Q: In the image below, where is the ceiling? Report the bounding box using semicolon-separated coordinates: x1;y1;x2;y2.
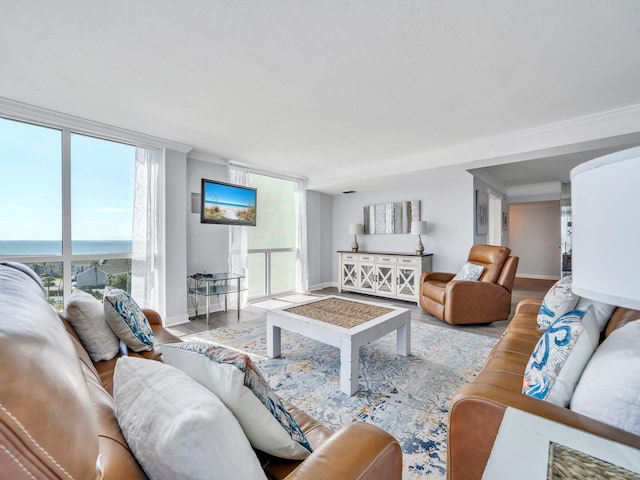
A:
2;1;640;194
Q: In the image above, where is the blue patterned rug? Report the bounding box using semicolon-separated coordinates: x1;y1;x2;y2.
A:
184;319;496;478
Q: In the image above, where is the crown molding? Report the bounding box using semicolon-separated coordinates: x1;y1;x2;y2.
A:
0;97;193;154
187;150;228;165
310;103;640;192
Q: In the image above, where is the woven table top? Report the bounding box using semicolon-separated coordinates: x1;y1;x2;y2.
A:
547;442;640;479
283;297;393;329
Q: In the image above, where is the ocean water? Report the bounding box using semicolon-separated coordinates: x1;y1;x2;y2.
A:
0;240;132;256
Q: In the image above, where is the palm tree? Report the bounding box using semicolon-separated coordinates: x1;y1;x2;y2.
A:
42;276;55;298
89;260;100;287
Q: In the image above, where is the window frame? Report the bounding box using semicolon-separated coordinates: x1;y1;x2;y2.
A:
0;117;136;305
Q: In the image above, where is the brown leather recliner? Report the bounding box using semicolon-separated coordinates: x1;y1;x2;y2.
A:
418;245;519;325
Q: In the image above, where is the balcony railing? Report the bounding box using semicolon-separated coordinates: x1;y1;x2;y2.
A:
248;248;296;300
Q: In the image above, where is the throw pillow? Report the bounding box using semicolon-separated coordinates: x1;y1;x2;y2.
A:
64;289;120;362
104;288;154;352
537;276;580;329
162;342;313;460
575;297;616;332
452;262;485;281
113;356;266;480
522;307;599;407
571;320;640;436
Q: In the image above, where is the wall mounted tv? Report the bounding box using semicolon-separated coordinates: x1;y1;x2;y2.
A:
200;178;257;226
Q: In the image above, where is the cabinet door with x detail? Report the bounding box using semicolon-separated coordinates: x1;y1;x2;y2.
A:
341;259;357;290
396;265;419;301
375;264;396;295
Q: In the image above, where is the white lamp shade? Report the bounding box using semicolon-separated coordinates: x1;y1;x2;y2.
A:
570;146;640;310
411;221;428;235
348;223;364;235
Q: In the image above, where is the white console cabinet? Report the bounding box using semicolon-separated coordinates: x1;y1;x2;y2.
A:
337;251;433;303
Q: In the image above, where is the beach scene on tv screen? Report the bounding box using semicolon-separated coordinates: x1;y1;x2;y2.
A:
203;182;256;223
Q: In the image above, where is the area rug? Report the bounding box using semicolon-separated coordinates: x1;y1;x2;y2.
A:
183;320;497;478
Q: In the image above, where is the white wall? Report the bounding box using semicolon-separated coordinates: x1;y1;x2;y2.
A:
186;159;230;276
330;172;475;282
307;190;334;290
164;149;189;326
509;201;560;279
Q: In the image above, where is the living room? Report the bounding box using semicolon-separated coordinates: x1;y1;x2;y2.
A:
2;2;640;479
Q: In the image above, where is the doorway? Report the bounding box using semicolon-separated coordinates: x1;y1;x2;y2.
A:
488;192;503;246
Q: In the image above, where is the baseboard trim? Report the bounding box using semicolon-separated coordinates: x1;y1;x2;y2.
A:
309;282;337;291
165;313;190;327
516;274;561;281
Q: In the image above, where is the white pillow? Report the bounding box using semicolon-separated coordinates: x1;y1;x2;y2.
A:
104;288;154;352
571;320;640;436
522;307;599;407
575;297;616;332
162;342;312;460
452;262;485;281
113;356;266;480
537;276;580;329
64;289;120;362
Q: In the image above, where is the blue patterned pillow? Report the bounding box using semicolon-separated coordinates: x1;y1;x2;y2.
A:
104;288;154;352
523;307;599;407
537;276;580;329
162;342;312;460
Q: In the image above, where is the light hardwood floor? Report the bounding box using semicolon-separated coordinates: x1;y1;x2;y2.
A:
167;277;554;339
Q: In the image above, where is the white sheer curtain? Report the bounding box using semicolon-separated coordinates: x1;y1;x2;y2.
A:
294;179;309;294
131;145;165;316
229;164;249;308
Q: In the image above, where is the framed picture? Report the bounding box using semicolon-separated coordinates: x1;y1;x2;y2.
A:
475;190;488;235
503;212;508;231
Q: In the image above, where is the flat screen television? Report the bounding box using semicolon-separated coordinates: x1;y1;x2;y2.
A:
200;178;257;226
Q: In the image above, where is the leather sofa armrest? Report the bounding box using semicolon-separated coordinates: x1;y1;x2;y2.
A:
142;308;163;325
284;422;402;480
514;298;543;316
420;271;455;283
445;281;511;324
448;382;640;480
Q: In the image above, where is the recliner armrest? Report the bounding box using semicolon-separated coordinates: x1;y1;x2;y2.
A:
284;422;402;480
421;271;455;283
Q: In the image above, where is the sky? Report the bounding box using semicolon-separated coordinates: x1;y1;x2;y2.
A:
0;117;135;241
204;180;255;206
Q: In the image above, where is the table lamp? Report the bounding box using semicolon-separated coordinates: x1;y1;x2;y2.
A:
348;223;363;252
570;146;640;309
411;220;428;256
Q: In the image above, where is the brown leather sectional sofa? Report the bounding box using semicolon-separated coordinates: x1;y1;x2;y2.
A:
0;263;402;479
447;297;640;480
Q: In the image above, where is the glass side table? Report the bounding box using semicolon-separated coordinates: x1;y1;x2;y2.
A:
187;272;246;325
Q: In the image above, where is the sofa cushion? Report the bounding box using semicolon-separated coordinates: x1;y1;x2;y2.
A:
113;355;266;480
64;289;120;362
575;297;616;332
162;342;312;460
452;262;484;281
523;307;598;407
537;276;579;329
571;320;640;436
104;288;154;352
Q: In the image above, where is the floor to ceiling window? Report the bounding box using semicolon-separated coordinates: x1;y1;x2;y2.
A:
0;116;135;309
247;173;297;299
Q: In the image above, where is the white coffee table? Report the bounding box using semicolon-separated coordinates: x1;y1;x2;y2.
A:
266;296;411;395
